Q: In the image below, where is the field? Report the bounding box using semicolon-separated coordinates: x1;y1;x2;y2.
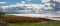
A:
0;15;60;26
8;22;60;26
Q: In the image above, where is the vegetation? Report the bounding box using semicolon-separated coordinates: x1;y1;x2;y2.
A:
0;13;60;26
3;15;55;23
8;21;60;26
2;15;60;26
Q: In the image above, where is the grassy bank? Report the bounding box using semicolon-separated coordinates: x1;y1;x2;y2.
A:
8;21;60;26
7;19;60;26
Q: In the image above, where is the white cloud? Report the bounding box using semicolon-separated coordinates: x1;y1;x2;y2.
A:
55;0;60;2
1;5;17;9
42;0;60;3
21;1;26;4
17;10;31;13
1;6;9;9
57;11;60;14
1;0;60;17
42;0;50;3
1;0;59;14
1;2;53;14
0;2;6;4
1;3;45;10
1;1;54;13
44;3;53;10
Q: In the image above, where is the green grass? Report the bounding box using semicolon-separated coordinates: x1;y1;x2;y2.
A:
8;22;60;26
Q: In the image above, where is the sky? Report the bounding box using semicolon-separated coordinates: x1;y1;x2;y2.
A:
0;0;42;6
0;0;60;17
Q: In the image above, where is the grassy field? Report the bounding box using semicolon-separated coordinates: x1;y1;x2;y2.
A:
8;21;60;26
0;15;60;26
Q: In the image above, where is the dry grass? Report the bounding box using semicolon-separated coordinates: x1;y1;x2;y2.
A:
2;15;56;23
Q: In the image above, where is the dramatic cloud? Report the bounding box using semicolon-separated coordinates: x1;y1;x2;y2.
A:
1;0;60;17
1;4;44;14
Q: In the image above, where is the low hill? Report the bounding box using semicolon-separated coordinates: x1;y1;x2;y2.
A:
2;15;57;23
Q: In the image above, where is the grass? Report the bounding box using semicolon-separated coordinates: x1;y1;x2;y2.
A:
1;15;60;26
8;21;60;26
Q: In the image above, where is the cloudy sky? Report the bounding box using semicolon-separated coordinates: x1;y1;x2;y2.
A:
0;0;60;17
